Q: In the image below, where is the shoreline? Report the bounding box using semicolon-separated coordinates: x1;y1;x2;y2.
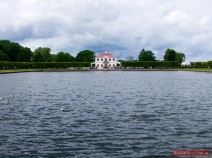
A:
0;68;212;74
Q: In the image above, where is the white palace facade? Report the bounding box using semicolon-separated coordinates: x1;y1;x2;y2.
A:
91;51;121;69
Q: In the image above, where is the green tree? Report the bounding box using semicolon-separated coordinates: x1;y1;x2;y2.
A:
164;49;176;61
33;50;42;62
55;52;74;62
75;50;95;62
50;54;56;62
42;48;51;62
33;47;51;62
0;50;9;61
138;49;156;61
16;47;33;62
0;40;34;62
0;40;22;61
175;52;185;63
9;42;21;61
164;49;185;64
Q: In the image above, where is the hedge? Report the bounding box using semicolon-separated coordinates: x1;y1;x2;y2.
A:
0;62;91;69
1;61;211;69
190;61;212;68
121;61;179;68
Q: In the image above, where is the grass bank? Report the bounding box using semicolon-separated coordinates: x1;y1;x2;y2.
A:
0;69;43;74
0;68;212;74
180;68;212;72
0;69;93;74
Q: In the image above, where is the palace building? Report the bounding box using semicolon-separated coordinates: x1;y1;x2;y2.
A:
91;51;121;69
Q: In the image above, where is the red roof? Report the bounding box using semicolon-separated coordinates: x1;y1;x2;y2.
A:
96;52;116;59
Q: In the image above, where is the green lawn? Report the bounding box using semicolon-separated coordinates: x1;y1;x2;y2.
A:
180;68;212;71
0;69;43;74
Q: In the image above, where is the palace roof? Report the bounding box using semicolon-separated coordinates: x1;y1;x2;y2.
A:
96;52;116;59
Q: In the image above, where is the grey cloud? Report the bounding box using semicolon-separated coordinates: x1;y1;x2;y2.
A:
0;0;212;61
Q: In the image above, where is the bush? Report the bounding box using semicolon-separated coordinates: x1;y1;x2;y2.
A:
32;62;91;69
0;62;91;69
190;62;209;68
121;61;179;68
0;62;32;69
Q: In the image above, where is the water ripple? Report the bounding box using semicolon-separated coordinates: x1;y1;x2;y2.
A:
0;71;212;157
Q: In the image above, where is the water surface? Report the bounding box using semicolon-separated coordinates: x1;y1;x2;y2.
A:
0;71;212;157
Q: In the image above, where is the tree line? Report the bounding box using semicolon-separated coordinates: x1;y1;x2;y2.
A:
1;40;212;69
0;40;32;62
0;40;208;65
138;48;185;63
0;40;95;62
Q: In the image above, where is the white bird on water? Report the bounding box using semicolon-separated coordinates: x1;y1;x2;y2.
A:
0;94;14;105
60;107;65;111
1;99;9;105
10;94;14;99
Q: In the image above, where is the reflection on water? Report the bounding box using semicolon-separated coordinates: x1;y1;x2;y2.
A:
0;71;212;157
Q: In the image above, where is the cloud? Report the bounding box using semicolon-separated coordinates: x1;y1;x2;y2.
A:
0;0;212;61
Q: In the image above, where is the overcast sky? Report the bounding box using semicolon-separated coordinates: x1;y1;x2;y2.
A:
1;0;212;61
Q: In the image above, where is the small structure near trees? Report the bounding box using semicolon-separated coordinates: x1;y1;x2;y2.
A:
181;61;191;67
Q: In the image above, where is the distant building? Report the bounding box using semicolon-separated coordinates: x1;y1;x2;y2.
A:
91;51;121;69
181;61;191;67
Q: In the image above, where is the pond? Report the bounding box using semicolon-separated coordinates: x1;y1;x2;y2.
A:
0;71;212;157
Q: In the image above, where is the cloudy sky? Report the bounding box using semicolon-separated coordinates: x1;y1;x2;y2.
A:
0;0;212;61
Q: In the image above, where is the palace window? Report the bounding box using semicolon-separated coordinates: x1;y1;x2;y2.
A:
113;58;115;61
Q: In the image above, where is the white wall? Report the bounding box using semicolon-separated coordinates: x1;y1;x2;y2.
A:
93;56;120;69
